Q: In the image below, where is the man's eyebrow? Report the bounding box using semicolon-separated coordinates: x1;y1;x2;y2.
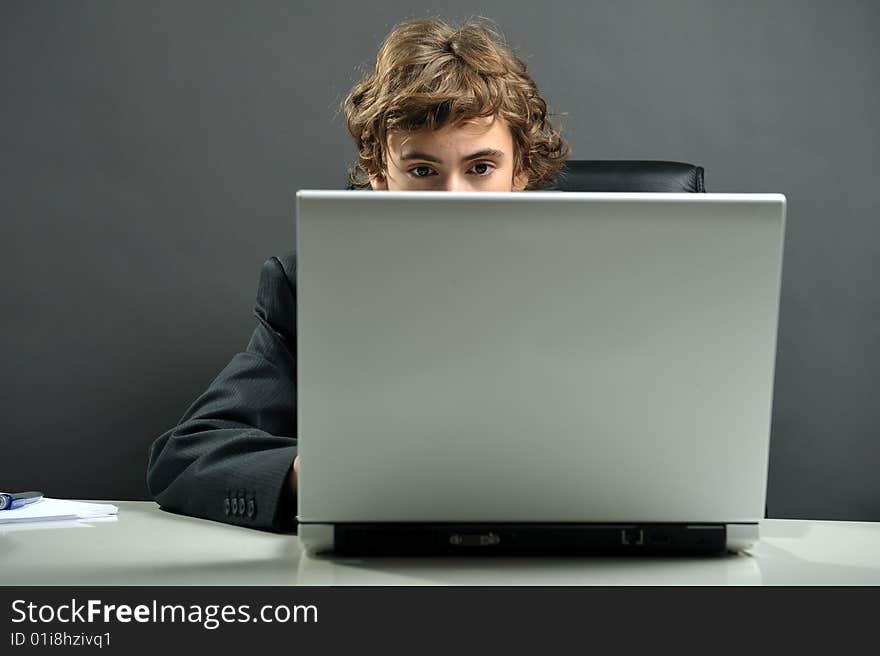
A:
462;148;505;162
398;149;506;164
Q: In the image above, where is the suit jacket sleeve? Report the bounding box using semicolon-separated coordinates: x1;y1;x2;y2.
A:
146;254;299;532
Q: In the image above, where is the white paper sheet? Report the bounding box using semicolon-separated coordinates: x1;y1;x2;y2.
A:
0;498;118;523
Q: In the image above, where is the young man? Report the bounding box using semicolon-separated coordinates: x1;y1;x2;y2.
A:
146;17;569;531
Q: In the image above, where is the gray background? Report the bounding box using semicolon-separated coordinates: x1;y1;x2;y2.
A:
2;0;877;520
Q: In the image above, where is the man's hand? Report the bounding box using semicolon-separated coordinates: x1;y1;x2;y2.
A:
290;455;300;493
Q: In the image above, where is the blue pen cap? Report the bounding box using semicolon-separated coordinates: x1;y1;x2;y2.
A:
0;494;11;511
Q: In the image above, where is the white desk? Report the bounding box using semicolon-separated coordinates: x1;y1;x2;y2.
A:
1;501;878;585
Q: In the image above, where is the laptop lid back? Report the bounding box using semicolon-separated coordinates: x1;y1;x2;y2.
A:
295;191;786;525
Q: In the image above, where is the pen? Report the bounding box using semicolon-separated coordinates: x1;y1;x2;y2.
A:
0;491;44;511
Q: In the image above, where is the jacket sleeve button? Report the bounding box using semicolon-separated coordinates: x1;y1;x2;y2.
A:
224;498;231;516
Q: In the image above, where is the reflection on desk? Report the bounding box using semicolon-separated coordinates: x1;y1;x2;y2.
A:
1;501;878;586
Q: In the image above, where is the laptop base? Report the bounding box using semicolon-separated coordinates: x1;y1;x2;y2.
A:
299;522;759;556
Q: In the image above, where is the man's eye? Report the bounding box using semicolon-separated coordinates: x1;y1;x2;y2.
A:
469;162;495;176
409;166;435;177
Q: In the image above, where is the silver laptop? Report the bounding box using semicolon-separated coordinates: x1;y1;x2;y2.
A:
295;190;786;555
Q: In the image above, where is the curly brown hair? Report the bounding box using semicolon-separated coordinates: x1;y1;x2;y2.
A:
341;17;569;189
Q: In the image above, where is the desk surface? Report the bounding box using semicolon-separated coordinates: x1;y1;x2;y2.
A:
2;502;879;585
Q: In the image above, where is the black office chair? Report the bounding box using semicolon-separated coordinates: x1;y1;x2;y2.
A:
551;160;705;192
346;160;706;192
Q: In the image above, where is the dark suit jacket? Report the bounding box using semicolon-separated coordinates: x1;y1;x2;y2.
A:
147;253;299;532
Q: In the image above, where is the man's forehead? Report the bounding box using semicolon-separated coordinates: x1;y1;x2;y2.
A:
388;116;511;152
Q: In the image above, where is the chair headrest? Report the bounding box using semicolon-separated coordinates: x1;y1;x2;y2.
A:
550;160;705;193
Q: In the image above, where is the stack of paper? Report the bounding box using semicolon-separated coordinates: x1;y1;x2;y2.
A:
0;498;118;524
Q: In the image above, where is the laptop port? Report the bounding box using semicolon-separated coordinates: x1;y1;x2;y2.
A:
449;532;501;547
621;528;644;546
